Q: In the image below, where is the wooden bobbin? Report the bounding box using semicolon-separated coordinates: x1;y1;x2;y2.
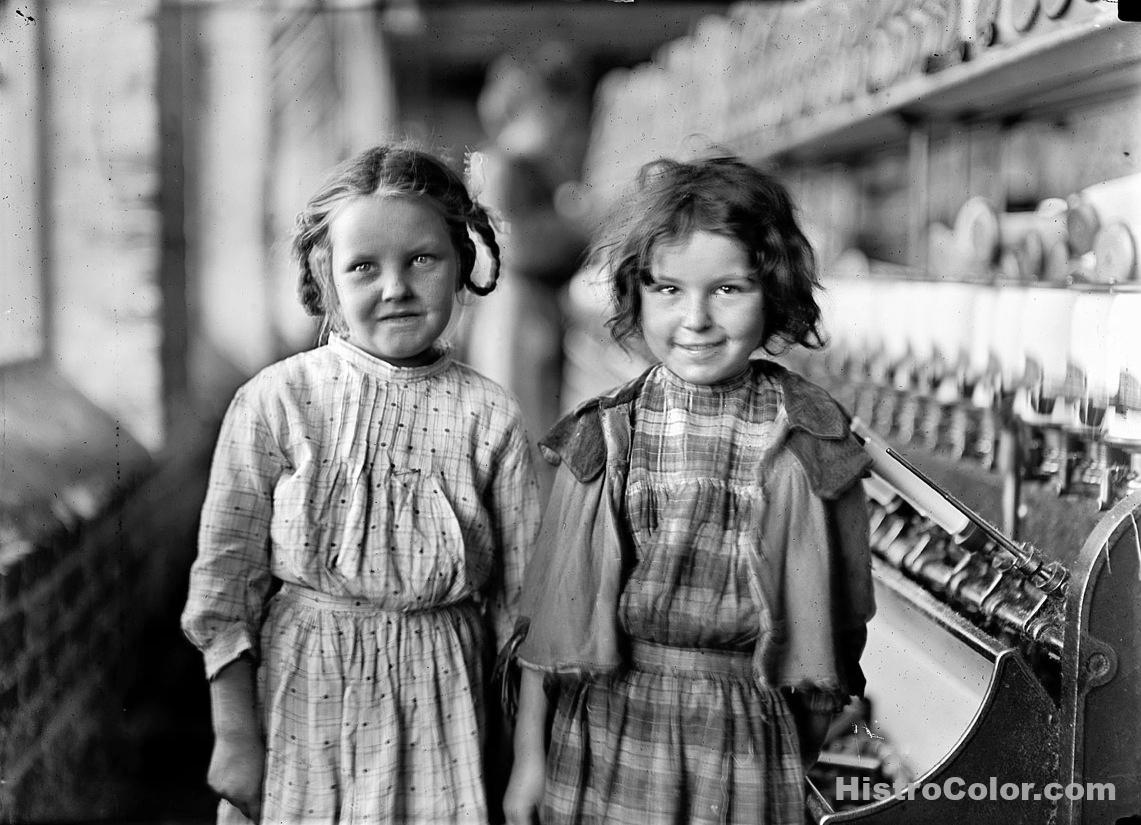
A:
954;197;1002;268
1067;200;1101;256
1093;222;1138;284
964;0;1001;53
1008;0;1041;33
1067;173;1141;257
1041;239;1071;283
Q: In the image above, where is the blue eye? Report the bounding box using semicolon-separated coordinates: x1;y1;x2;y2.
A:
350;261;375;273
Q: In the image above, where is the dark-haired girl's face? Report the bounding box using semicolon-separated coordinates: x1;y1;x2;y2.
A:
329;194;458;366
641;230;765;385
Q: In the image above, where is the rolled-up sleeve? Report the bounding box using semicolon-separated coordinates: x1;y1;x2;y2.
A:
181;386;285;679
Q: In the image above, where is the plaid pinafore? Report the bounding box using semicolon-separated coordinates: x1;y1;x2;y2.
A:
541;364;805;825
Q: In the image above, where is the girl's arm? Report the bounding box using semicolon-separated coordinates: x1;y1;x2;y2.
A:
485;420;543;652
503;667;549;825
181;386;284;816
829;483;875;690
790;478;874;770
182;387;282;673
208;656;264;822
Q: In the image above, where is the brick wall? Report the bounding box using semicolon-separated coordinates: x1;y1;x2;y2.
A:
0;367;217;822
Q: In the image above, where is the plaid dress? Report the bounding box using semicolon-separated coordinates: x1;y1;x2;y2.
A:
541;364;805;825
181;336;540;825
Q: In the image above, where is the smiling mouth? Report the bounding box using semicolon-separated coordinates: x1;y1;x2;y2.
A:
675;341;724;352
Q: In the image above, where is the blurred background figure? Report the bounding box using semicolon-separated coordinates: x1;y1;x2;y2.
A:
460;42;593;448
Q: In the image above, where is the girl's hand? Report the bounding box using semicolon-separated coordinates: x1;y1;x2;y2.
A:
783;689;836;771
503;756;545;825
207;657;263;821
504;667;550;824
797;712;832;770
792;707;834;771
208;730;265;822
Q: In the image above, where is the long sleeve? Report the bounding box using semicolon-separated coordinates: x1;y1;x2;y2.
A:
787;481;874;715
753;427;875;702
181;386;286;679
826;479;875;698
484;421;542;653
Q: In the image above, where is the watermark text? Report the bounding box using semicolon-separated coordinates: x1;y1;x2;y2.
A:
836;776;1116;804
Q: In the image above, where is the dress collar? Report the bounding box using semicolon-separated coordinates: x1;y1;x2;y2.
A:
653;362;752;396
328;335;452;382
542;358;855;483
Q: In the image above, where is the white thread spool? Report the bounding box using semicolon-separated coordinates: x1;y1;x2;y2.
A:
967;284;999;396
1016;288;1078;425
1067;291;1117;428
930;280;976;374
879;280;915;389
901;280;940;386
1041;237;1072;283
990;285;1030;393
821;276;877;373
1104;293;1141;445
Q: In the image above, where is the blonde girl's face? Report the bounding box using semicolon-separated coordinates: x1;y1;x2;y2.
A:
329;194;459;366
640;230;766;385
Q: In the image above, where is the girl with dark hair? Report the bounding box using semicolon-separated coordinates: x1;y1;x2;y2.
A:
503;155;874;825
182;144;541;824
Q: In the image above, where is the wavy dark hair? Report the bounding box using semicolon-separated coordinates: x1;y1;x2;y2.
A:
292;144;501;341
599;156;825;354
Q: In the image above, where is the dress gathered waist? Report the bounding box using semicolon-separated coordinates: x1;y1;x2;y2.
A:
629;638;754;679
278;582;475;615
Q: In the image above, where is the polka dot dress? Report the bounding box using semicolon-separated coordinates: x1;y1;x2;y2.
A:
182;336;541;824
